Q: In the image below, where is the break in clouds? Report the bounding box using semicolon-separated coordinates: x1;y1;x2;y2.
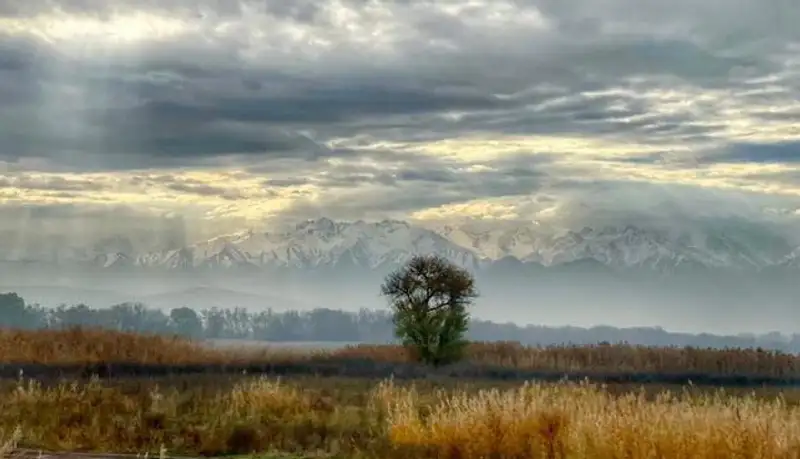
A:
0;0;798;234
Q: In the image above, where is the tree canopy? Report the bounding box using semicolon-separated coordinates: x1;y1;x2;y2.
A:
380;254;478;366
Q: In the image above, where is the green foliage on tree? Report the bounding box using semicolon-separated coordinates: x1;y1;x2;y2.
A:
169;307;204;338
380;254;478;367
0;292;41;329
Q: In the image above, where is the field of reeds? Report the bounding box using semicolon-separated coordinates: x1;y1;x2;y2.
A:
1;328;799;382
1;328;800;458
1;375;800;458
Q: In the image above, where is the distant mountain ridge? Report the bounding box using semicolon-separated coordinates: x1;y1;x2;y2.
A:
2;217;799;275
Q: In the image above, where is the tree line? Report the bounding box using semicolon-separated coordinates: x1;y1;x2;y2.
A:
0;290;392;341
0;290;797;352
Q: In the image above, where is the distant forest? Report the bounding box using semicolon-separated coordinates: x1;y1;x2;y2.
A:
1;292;798;353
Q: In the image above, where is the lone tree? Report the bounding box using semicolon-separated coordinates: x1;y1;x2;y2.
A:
380;254;478;366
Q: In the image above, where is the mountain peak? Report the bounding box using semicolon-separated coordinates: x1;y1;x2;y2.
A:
2;218;798;274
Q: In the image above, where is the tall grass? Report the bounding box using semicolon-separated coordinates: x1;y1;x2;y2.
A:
2;376;383;456
0;328;317;364
3;329;800;457
2;375;799;458
376;379;800;459
1;328;798;378
343;341;800;376
0;427;20;458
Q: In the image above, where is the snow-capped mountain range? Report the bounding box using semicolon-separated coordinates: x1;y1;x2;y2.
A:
103;218;482;271
3;217;800;274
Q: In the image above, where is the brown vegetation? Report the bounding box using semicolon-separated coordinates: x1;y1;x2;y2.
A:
0;376;799;458
1;376;383;456
1;329;800;457
340;341;800;377
379;379;800;459
0;328;306;365
0;328;798;379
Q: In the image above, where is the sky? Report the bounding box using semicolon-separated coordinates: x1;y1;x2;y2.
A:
1;0;799;242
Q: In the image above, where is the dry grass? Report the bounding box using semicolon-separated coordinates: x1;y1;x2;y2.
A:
1;328;798;380
1;376;383;456
0;328;316;365
1;376;800;458
0;427;21;457
5;329;800;458
377;379;800;459
341;341;800;377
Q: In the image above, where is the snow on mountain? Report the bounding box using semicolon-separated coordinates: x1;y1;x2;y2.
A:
429;221;793;271
93;252;133;269
134;218;482;270
533;226;741;270
434;221;548;261
2;217;798;273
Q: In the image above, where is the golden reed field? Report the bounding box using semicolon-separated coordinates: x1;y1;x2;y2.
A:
1;327;799;377
0;328;798;458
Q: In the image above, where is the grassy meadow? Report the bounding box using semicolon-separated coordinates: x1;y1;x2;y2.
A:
0;328;799;458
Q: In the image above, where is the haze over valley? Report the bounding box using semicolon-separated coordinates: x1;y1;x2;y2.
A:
3;216;800;336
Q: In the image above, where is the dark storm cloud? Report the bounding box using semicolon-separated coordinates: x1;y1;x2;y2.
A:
707;142;800;164
186;83;512;123
612;152;669;164
743;169;800;186
395;169;460;183
0;0;321;19
0;0;796;183
0;30;521;169
266;152;557;219
323;87;718;149
262;177;311;187
1;96;342;169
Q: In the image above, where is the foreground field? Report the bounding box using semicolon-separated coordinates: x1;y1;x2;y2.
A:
0;375;799;458
2;328;800;458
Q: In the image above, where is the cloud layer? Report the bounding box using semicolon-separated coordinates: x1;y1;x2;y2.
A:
0;0;799;238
